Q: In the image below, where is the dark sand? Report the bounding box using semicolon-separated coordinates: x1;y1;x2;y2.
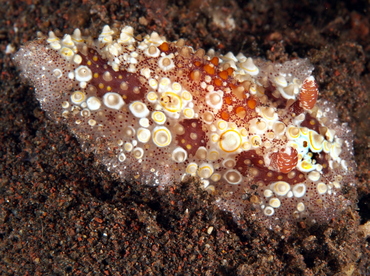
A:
1;0;369;275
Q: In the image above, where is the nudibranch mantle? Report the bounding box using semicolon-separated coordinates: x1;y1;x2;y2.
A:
14;25;356;228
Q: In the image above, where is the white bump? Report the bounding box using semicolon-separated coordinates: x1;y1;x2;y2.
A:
263;206;274;216
129;101;150;118
148;79;158;90
61;34;74;47
219;130;242;152
263;189;273;198
151;111;166;125
103;71;113;82
207;150;219;161
75;65;92;82
211;173;221;182
73;54;82;65
272;181;290;196
72;28;83;43
152;126;172;147
118;26;135;44
260;107;278;121
71;91;86;105
274;75;287;87
240;57;259;76
61;101;70;109
140;68;151;79
103;92;125;110
118;153;126;162
158;77;171;91
249;83;257;95
330;143;342;160
223;169;242;185
139;118;150;128
171;147;187;163
144;45;160;57
183;108;195;119
80;109;91;117
147;91;158;103
222;158;236;169
317;182;328;194
88;119;96;126
53;69;63;78
309;131;324;152
206;91;223;109
99;25;114;43
186;163;198;176
297;160;315;172
160;92;182;113
158;54;175;71
181;91;192;102
172;82;182;92
249;118;268;134
216;120;228;131
47;31;60;44
286;126;300;139
86;96;102;110
124;142;133;152
297;202;305;212
60;47;74;59
137;128;151;143
123;126;135;137
308;171;321;182
198;163;214;179
132;147;144;159
292;183;306;198
250;135;262;148
269;197;281;208
195;147;207;160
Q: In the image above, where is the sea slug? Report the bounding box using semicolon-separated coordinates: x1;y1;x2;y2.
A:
14;25;356;229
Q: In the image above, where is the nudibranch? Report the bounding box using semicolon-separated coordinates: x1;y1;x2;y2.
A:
14;25;356;228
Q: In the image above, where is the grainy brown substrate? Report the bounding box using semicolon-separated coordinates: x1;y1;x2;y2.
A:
1;0;369;275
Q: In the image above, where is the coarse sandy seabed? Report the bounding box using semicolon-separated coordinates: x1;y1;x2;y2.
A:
1;0;370;275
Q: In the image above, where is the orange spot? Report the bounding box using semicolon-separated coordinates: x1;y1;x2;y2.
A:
227;67;234;75
221;111;230;120
210;57;219;66
219;70;229;80
190;70;201;81
194;61;202;67
235;106;246;118
204;64;215;75
247;99;257;109
224;96;232;105
214;78;222;86
158;42;169;52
